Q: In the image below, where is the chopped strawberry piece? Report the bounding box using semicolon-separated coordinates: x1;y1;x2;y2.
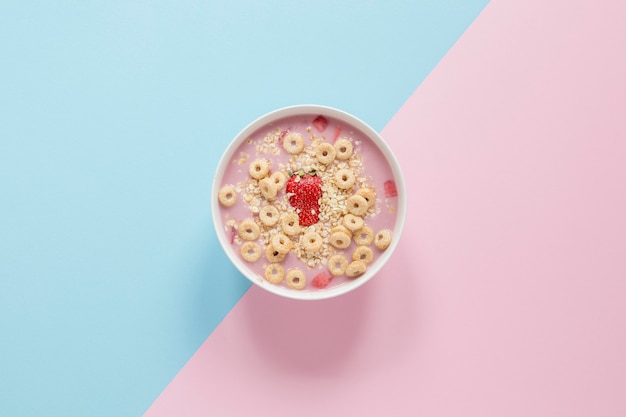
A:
279;129;288;142
312;115;328;132
332;126;342;142
229;225;236;244
384;180;398;198
312;271;333;289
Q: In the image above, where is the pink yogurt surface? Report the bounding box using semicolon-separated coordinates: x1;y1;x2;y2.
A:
217;113;399;293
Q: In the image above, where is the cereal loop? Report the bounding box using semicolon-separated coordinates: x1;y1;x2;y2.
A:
282;132;305;154
331;225;352;237
218;185;237;207
259;178;278;200
249;158;270;179
334;138;353;160
329;231;351;249
264;264;285;284
270;171;287;189
346;260;367;278
271;233;292;254
315;142;337;165
374;229;393;250
265;244;286;263
259;205;279;226
353;226;374;246
334;168;356;190
343;214;364;231
238;219;260;241
352;245;374;264
281;213;301;236
301;231;323;252
240;242;262;262
356;187;376;208
328;254;349;276
346;194;368;216
286;268;306;290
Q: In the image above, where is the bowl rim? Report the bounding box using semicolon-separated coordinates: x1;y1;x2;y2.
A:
211;104;407;300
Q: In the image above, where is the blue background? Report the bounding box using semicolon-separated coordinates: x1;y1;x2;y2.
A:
0;1;488;415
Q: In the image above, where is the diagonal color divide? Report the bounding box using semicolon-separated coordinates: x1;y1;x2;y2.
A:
0;2;489;416
145;0;626;415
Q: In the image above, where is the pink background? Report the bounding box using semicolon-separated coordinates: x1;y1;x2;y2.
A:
146;0;626;415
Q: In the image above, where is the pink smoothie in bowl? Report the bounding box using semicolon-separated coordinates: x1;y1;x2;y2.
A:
211;105;406;300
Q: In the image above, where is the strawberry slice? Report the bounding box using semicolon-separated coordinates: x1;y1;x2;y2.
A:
298;208;319;227
312;115;328;132
312;271;333;289
286;170;323;226
384;180;398;198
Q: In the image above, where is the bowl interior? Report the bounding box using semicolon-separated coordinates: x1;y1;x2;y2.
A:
212;105;406;300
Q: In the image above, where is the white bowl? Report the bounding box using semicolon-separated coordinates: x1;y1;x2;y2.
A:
212;105;406;300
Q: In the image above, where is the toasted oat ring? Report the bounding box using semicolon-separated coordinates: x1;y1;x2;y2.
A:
265;244;286;263
264;263;285;284
346;194;369;216
329;231;351;249
281;213;301;236
334;168;356;190
301;231;323;252
240;241;262;262
343;214;364;231
346;260;367;278
271;233;292;254
282;132;305;154
218;185;237;207
374;229;392;250
352;245;374;264
249;158;270;179
353;226;374;246
259;178;278;200
328;254;349;276
259;205;279;226
331;225;352;237
238;219;260;241
270;171;287;190
315;142;336;165
334;138;353;160
356;187;376;208
285;268;306;290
